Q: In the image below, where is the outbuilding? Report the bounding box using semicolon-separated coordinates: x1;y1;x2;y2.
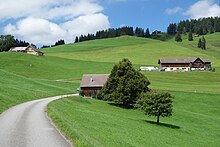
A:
9;45;44;56
80;74;109;97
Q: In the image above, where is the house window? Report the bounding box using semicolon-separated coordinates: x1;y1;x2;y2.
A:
170;68;173;70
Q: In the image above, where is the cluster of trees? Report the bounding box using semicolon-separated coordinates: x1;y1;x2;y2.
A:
75;26;151;43
174;28;207;50
41;39;65;48
54;40;65;46
167;17;220;35
99;58;174;124
0;35;29;52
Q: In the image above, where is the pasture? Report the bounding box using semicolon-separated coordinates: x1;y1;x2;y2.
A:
0;33;220;146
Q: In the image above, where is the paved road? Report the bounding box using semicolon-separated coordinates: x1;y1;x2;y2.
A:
0;94;78;147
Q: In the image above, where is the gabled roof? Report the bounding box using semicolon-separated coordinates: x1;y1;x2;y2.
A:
158;58;211;64
80;74;109;88
9;47;27;51
9;45;43;53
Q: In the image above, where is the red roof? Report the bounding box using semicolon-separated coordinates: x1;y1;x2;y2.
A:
80;74;109;88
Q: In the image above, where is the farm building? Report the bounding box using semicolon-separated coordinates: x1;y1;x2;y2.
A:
9;45;44;56
80;74;109;97
140;66;158;71
158;58;211;71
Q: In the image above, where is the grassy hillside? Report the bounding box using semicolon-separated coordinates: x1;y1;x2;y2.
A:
48;92;220;147
43;36;218;67
0;69;74;113
1;33;220;146
45;34;220;146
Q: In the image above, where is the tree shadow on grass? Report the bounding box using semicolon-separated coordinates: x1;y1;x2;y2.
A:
108;103;134;109
144;120;180;129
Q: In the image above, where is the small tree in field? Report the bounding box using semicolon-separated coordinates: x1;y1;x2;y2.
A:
188;30;193;41
198;38;202;48
102;58;150;106
201;36;206;50
135;90;174;125
175;32;182;42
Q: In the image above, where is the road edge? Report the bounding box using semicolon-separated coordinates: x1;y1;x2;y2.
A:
46;94;79;147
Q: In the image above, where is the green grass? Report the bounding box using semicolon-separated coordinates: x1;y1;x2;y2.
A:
48;92;220;146
0;69;75;113
1;33;220;146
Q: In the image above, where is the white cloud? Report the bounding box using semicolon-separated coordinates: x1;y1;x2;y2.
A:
184;0;220;19
165;7;183;15
1;0;111;45
62;13;110;36
4;14;110;45
0;0;103;20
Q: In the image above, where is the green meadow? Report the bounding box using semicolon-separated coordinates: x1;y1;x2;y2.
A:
0;33;220;146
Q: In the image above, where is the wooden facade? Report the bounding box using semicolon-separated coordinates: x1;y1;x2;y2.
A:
80;74;109;97
9;45;44;56
158;58;211;71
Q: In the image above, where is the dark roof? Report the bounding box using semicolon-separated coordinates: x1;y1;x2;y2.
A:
158;58;211;64
80;74;109;88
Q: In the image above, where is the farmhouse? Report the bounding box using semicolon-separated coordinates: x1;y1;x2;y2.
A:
158;58;211;71
9;45;44;56
80;74;109;97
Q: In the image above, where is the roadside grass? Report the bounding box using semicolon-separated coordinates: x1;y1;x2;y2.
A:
0;69;74;113
48;91;220;147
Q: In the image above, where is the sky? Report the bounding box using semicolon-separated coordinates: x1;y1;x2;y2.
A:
0;0;220;45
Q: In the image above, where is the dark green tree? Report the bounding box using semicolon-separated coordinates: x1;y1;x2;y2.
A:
145;28;151;38
167;23;177;35
201;36;206;49
175;32;182;42
198;38;202;48
102;58;150;106
74;36;79;43
188;30;193;41
135;90;174;125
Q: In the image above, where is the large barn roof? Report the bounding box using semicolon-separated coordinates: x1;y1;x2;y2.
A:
9;47;27;51
80;74;109;88
158;58;211;64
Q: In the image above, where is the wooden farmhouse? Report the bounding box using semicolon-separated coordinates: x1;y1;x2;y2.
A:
9;45;44;56
158;58;211;71
80;74;109;97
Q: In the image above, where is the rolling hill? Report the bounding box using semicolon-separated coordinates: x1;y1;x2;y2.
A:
0;33;220;146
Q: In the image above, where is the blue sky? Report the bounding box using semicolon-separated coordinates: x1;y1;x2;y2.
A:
0;0;220;45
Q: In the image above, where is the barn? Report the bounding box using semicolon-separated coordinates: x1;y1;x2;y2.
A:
80;74;109;97
9;45;44;56
158;58;211;71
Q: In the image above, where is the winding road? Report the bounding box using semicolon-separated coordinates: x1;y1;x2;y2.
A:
0;94;77;147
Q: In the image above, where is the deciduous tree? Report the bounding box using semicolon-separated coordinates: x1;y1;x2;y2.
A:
135;90;174;125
